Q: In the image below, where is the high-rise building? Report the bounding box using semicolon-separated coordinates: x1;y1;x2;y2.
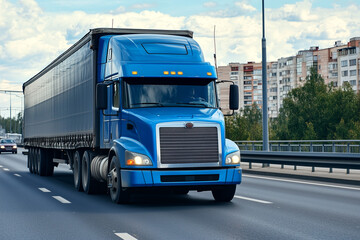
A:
217;37;360;117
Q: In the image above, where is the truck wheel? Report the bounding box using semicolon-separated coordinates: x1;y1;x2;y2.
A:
73;151;83;192
45;150;54;176
109;155;130;204
38;148;47;176
28;148;34;174
82;150;97;194
33;148;39;174
212;185;236;202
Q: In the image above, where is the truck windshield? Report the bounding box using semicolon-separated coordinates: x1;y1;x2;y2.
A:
124;78;217;109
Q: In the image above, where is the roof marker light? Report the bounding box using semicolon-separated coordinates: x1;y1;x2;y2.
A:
178;71;183;75
170;71;176;75
132;71;138;75
164;71;169;75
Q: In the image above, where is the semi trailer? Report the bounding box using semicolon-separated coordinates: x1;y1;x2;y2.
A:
23;28;241;203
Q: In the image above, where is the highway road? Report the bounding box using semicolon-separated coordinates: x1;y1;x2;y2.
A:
1;149;359;240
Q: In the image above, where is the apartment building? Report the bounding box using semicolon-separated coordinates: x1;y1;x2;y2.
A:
217;37;360;118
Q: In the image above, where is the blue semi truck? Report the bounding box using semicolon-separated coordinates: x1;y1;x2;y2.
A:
23;28;241;203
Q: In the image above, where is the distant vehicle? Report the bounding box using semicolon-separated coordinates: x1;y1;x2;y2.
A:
23;28;241;204
5;133;22;145
0;139;18;154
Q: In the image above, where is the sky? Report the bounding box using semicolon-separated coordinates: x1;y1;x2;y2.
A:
1;0;360;119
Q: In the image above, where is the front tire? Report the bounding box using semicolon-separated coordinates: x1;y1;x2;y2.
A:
108;155;130;204
73;150;83;192
212;185;236;202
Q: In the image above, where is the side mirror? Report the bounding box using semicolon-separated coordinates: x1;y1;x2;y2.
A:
229;84;239;110
96;83;108;110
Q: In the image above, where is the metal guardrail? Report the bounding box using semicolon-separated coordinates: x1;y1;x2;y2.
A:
236;140;360;153
236;140;360;173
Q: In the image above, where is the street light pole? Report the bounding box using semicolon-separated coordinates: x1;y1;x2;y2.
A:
262;0;269;151
0;89;23;134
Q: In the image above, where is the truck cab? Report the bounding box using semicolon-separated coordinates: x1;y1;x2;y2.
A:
96;33;241;203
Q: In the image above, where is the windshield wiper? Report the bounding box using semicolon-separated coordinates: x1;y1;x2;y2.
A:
176;102;209;107
131;102;164;107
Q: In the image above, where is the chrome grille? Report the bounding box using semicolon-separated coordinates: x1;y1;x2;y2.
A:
159;127;219;164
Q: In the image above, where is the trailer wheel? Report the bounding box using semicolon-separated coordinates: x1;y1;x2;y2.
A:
82;150;97;194
212;185;236;202
45;150;54;177
28;148;34;174
109;156;130;204
38;148;47;176
73;151;83;191
33;148;39;175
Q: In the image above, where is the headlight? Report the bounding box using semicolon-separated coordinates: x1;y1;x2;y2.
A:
13;146;17;149
0;146;4;149
225;151;241;165
125;150;152;166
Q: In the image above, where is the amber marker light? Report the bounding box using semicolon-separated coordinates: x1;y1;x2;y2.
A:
132;71;138;75
178;71;183;75
127;159;135;165
164;71;169;75
170;71;176;75
207;72;212;76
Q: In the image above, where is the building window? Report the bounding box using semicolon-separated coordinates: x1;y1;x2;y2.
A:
244;81;251;85
253;69;262;75
244;96;252;100
349;59;356;66
231;66;239;71
332;72;338;77
341;60;348;67
350;70;357;76
244;76;252;80
350;80;356;86
342;70;348;77
349;48;356;54
230;72;238;75
244;86;252;90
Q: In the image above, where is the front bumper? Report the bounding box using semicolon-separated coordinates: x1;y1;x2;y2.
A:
0;147;17;153
120;168;242;187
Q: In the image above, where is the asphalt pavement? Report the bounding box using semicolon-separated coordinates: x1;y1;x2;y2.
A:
0;149;359;240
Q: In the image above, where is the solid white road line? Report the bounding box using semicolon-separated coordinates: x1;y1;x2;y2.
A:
52;196;71;204
14;174;21;177
38;188;51;193
115;233;138;240
234;195;273;204
244;174;360;191
3;168;10;171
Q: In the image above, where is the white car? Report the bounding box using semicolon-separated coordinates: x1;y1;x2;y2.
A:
0;139;17;154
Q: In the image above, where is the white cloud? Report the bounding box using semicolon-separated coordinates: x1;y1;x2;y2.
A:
235;1;256;12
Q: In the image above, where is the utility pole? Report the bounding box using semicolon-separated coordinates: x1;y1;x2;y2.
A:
261;0;269;151
0;89;23;133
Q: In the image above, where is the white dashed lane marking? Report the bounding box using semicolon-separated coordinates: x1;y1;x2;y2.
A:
38;188;51;193
234;195;273;204
115;233;138;240
3;168;10;171
52;196;71;204
14;174;21;177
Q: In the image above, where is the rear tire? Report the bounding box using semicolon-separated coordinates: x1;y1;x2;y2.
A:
45;150;54;176
82;150;97;194
32;148;39;174
28;148;34;174
73;150;83;192
212;185;236;202
109;155;130;204
38;148;47;176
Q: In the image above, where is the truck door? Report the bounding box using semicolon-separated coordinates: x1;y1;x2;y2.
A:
103;82;121;145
